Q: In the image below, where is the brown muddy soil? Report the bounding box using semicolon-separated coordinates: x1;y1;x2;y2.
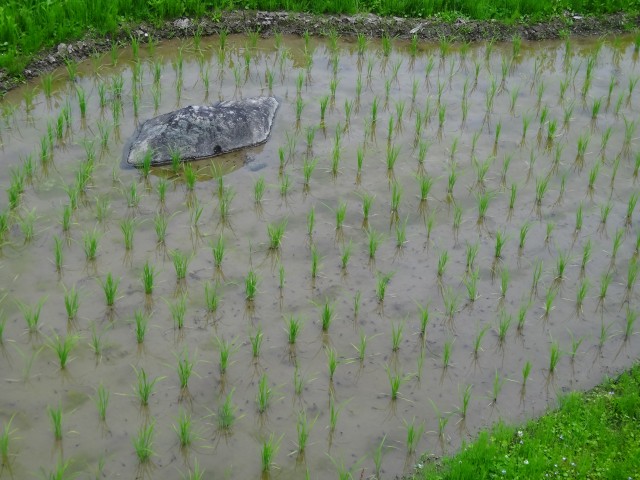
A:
1;9;639;95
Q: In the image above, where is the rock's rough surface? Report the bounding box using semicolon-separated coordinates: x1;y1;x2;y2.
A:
124;96;278;167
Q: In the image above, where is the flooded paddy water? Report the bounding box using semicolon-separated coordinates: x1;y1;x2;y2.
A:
0;31;640;479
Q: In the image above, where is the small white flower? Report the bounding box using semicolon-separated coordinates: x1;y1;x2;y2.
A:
562;457;566;461
517;430;523;437
501;469;506;475
417;463;424;469
524;459;529;465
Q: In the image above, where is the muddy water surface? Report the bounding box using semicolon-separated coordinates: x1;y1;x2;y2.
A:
1;33;640;479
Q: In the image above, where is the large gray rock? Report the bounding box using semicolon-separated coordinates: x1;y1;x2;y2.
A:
124;96;279;167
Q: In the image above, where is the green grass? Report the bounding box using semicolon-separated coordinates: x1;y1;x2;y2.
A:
413;364;640;480
3;0;637;81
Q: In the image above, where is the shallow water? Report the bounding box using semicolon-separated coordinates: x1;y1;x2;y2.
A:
0;33;639;479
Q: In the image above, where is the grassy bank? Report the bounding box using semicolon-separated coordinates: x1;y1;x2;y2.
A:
412;365;640;479
2;0;640;75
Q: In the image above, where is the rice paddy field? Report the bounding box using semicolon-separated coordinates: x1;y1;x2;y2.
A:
0;31;640;479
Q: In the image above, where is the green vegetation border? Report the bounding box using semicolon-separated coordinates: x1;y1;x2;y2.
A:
409;364;640;479
1;1;640;90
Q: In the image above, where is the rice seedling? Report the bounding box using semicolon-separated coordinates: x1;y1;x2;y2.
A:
573;135;589;171
385;364;406;401
250;326;263;360
307;206;315;238
133;309;148;344
543;285;557;319
335;201;347;232
530;259;544;298
494;229;507;260
447;163;458;200
41;73;54;99
169;294;187;330
215;336;238;376
173;408;193;449
442;337;454;369
473;155;493;191
134;367;161;406
473;324;489;359
295;409;316;458
52;235;64;272
611;155;622;188
623;117;637;155
319;299;335;333
17;296;46;333
48;333;79;370
624;308;638;341
567;332;584;364
490;370;504;404
261;433;282;474
553;248;570;281
521;114;531;145
94;384;109;422
403;417;424;457
610;228;625;263
137;261;156;297
353;290;361;319
116;217;137;252
497;309;512;345
319;96;329;126
531;177;549;210
390;182;402;219
247;177;264;208
626;258;639;294
48;404;63;440
476;191;491;224
89;324;104;358
548;341;561;375
267;219;287;251
133;420;155;463
360;192;375;227
500;267;510;299
17;208;36;242
521;360;532;390
465;242;479;272
100;273;120;308
285;315;303;346
302;157;317;189
60;205;73;232
352;329;370;363
154;213;169;244
125;181;140;209
512;222;529;254
386;145;400;176
173;348;195;394
376;272;394;305
391;321;404;352
597;202;613;231
464;267;480;304
626;191;639;226
437;250;449;279
202;282;220;318
171;250;191;281
326;346;340;381
367;228;383;260
340;240;353;271
573;202;584;233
